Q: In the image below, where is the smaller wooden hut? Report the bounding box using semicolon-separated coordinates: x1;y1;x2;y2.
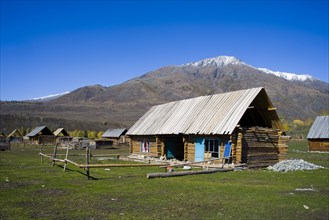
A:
53;128;71;143
102;128;128;145
26;126;55;145
53;128;69;137
8;129;24;143
307;116;329;151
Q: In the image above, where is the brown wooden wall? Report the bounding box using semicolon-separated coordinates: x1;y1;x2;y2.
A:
240;127;287;168
37;135;56;145
183;135;231;162
308;139;329;151
130;136;159;156
128;129;288;167
183;136;196;161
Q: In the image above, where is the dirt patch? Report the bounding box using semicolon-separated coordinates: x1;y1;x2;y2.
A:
34;188;66;197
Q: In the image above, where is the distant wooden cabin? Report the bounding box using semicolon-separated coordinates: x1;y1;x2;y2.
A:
53;128;69;137
127;87;289;168
8;129;24;143
0;132;10;150
102;128;128;145
53;128;72;143
26;126;55;145
307;116;329;151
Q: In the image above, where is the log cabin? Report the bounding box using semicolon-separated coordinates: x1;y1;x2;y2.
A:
307;116;329;151
26;126;55;145
127;87;289;168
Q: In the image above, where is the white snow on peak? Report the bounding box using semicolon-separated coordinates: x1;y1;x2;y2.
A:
30;91;70;101
257;68;315;82
182;56;247;67
181;55;316;82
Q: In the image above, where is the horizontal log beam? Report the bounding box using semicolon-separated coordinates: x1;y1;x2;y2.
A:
78;163;168;168
147;168;234;179
159;158;222;168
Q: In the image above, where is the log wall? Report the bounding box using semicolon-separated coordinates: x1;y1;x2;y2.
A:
184;136;196;162
241;127;287;168
308;139;329;151
130;136;159;156
183;135;230;162
38;135;56;145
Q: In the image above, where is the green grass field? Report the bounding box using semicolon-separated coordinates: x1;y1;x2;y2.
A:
1;141;328;219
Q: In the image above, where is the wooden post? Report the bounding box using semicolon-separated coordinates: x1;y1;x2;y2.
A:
235;131;243;164
86;145;90;179
129;138;133;155
63;144;70;172
40;144;43;163
52;143;58;166
278;132;288;161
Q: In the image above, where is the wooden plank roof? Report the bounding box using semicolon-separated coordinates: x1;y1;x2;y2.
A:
8;129;22;138
102;128;127;138
26;126;53;137
127;87;280;136
53;128;69;137
307;116;329;139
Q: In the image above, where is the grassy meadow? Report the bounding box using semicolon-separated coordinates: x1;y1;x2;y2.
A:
0;140;328;219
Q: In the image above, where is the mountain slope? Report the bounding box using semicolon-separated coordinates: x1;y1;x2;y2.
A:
1;56;328;131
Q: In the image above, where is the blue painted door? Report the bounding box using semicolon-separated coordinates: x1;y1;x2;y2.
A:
223;141;232;159
195;138;204;162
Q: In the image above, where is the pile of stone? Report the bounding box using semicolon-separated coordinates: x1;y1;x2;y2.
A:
267;159;324;172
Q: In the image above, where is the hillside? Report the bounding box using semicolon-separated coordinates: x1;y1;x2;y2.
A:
1;56;328;132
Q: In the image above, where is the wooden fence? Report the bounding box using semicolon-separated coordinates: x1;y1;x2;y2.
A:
39;143;169;179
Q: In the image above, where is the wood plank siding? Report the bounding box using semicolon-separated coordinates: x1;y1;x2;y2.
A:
308;139;329;151
241;127;288;168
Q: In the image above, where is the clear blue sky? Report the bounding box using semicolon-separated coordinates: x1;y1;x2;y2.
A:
1;0;328;101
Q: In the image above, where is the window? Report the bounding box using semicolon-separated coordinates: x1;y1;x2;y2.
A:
204;139;220;158
140;140;150;153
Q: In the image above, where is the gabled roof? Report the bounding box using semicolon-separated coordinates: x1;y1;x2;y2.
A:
53;128;69;137
102;128;127;138
0;132;6;137
8;129;22;138
127;87;281;135
26;126;53;137
307;116;329;139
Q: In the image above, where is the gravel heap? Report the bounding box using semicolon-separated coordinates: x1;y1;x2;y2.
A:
267;159;324;172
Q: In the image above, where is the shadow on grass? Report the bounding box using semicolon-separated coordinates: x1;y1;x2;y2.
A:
51;164;148;180
54;164;98;180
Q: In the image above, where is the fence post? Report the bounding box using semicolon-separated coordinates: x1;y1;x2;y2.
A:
40;144;43;163
52;143;58;167
86;145;90;179
63;144;70;172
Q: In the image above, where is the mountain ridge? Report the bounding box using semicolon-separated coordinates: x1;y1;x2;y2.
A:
1;55;328;132
29;56;323;101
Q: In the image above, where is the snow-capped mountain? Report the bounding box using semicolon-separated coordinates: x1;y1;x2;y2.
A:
29;91;70;102
182;56;315;82
182;56;247;67
257;68;315;82
2;55;328;132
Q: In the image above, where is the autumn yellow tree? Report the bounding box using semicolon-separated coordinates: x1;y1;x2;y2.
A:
97;131;104;139
87;131;97;139
282;122;290;131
